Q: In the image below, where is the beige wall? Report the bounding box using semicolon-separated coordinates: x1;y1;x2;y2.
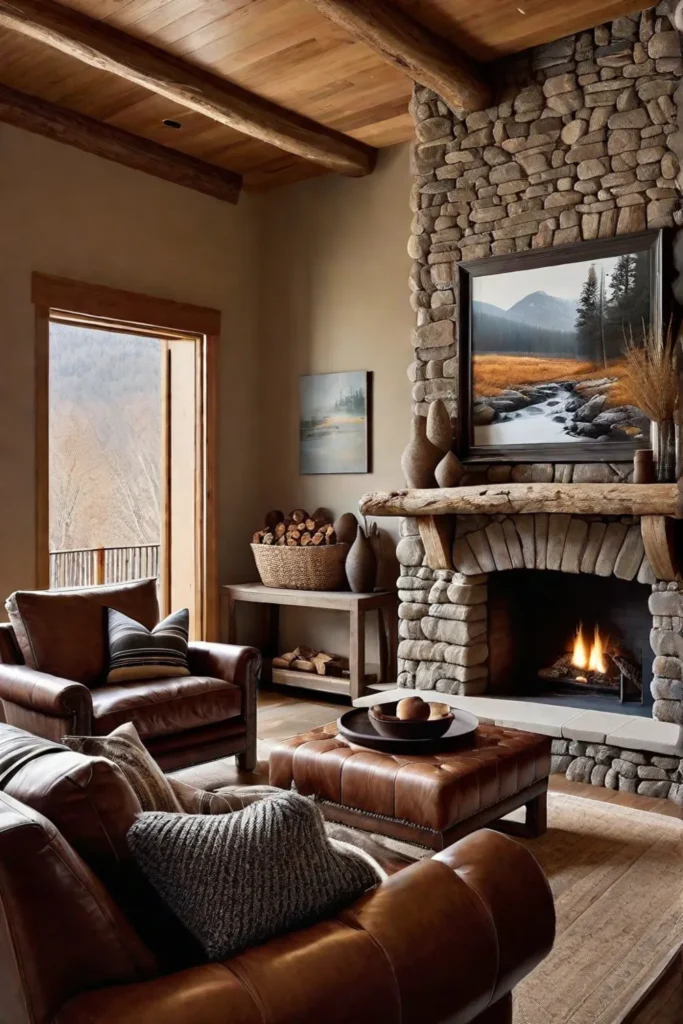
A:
0;129;411;669
0;124;261;610
257;145;412;659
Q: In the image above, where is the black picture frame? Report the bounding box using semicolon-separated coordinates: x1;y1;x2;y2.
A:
456;229;666;464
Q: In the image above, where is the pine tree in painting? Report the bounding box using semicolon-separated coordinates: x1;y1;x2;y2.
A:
575;263;600;361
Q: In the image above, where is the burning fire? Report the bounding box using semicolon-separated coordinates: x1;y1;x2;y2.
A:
571;625;608;675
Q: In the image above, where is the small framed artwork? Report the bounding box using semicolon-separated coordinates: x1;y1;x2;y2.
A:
457;229;664;462
299;370;372;474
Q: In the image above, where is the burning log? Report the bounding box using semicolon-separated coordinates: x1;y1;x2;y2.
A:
538;624;641;699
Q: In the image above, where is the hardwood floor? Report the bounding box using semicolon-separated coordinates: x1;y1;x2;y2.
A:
252;688;683;820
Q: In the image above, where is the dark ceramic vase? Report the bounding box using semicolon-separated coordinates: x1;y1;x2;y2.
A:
345;525;377;594
334;512;358;546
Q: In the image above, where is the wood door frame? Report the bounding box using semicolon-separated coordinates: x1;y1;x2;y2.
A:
32;272;220;640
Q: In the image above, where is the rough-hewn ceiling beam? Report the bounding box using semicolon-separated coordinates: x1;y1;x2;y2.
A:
0;83;242;203
0;0;376;177
304;0;491;112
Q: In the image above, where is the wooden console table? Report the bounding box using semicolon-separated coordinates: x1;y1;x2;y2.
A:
223;583;397;700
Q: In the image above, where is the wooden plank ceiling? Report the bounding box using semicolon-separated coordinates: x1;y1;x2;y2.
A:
0;0;653;193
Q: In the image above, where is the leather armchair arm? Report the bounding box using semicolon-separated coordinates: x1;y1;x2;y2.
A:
0;664;92;734
187;642;261;693
56;831;554;1024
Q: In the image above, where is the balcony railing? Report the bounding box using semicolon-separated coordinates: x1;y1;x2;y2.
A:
50;544;160;589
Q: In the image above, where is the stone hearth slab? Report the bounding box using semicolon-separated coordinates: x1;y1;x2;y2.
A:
356;689;683;754
606;718;683;757
560;711;632;744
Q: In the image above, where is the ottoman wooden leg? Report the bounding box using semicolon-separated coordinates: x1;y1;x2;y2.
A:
525;789;548;837
493;784;548;840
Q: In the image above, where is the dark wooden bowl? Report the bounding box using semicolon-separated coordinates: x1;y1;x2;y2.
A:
368;701;453;740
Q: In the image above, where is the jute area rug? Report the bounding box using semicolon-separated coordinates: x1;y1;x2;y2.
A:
331;791;683;1024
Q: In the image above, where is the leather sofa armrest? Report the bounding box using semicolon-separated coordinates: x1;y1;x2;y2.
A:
55;831;554;1024
433;830;556;1006
188;642;261;694
0;664;92;734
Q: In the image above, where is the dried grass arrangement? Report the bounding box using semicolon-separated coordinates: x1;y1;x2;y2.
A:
622;320;681;424
623;320;681;481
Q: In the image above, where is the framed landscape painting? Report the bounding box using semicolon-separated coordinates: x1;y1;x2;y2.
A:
299;371;371;474
457;230;663;462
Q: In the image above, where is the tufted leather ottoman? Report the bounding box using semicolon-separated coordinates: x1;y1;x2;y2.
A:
269;721;551;850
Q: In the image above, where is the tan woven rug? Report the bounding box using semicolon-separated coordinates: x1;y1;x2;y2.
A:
512;793;683;1024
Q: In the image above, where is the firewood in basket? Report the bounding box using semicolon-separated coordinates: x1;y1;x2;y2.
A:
274;522;286;539
288;529;301;542
262;532;274;545
311;531;325;545
291;658;316;672
286;538;298;547
290;509;308;524
300;532;312;545
252;530;265;544
304;518;317;531
276;536;286;546
265;509;285;530
324;526;337;544
311;507;334;524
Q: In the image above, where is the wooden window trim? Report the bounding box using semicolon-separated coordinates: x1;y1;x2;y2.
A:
32;273;221;338
33;273;220;640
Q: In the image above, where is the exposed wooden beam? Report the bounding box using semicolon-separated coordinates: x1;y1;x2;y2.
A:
0;0;376;178
360;484;682;518
0;83;242;204
304;0;491;112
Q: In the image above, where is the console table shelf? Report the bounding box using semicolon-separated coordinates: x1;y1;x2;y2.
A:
223;583;398;700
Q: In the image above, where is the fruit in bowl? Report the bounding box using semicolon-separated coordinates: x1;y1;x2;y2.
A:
369;696;453;740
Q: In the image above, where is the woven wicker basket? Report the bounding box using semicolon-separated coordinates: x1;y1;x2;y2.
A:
251;542;349;591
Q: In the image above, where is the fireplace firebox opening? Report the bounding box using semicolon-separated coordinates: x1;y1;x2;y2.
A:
488;570;652;715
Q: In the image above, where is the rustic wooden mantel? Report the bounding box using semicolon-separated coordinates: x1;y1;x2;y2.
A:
360;483;681;518
359;483;682;580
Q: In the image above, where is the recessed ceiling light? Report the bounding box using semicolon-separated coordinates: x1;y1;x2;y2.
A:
162;118;182;129
517;7;526;12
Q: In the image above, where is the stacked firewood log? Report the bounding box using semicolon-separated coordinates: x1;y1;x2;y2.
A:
252;508;337;547
273;646;349;677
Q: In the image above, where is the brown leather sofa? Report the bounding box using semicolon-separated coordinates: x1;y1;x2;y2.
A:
0;580;258;771
0;722;555;1024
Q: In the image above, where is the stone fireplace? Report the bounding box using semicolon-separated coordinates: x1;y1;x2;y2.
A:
396;512;661;711
395;506;683;723
374;3;683;800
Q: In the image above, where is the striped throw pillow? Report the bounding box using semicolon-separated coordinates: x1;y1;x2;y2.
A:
106;607;190;683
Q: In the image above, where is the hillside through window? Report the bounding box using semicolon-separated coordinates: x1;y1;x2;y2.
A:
48;323;161;587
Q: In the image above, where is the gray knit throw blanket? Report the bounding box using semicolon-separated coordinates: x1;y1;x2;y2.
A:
127;790;382;961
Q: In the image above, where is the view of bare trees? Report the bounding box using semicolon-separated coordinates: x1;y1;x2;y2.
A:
49;324;161;553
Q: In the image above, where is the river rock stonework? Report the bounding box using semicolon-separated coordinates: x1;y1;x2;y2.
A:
400;3;683;801
409;3;683;424
550;739;683;803
396;514;683;803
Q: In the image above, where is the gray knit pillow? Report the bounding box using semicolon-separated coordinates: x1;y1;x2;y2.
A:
127;791;381;960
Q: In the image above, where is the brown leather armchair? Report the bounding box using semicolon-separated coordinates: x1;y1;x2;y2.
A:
0;723;555;1024
0;580;258;771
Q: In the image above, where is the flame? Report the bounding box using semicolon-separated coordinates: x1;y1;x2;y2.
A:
571;625;608;675
572;626;588;669
588;626;607;674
